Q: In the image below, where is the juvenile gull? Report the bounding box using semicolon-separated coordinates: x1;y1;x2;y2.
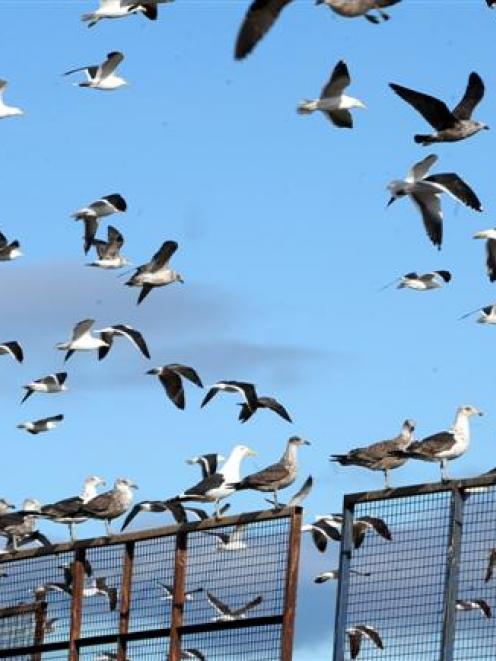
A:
72;194;127;254
387;154;482;249
63;52;127;91
21;372;67;404
395;405;483;481
390;73;487;145
77;477;138;535
186;453;225;479
0;230;22;261
347;625;384;659
330;419;415;488
473;228;496;281
459;304;496;324
456;599;492;618
297;61;365;129
147;364;203;409
0;341;23;363
126;240;183;304
316;0;400;23
0;80;23;118
88;226;129;269
201;381;258;414
205;591;263;622
238;395;291;423
56;319;108;361
17;414;64;435
97;324;150;360
234;0;293;60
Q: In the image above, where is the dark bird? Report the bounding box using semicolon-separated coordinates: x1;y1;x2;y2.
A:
347;625;384;659
0;229;22;261
456;599;492;618
234;0;293;60
0;341;23;363
71;194;127;253
126;240;183;304
316;0;400;23
459;304;496;324
88;225;129;269
77;477;138;535
147;364;203;409
205;591;263;622
238;396;291;423
17;414;64;435
21;372;67;404
390;73;487;145
202;381;258;414
97;324;150;360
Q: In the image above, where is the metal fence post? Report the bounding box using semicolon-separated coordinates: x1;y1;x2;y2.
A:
169;530;188;661
440;486;465;661
280;507;303;661
117;541;135;661
332;497;354;661
68;548;86;661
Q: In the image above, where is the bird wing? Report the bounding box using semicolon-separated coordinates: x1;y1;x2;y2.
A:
474;600;492;618
233;595;263;617
324;109;353;129
287;475;313;507
410;188;443;249
206;591;231;616
81;492;113;516
356;625;384;649
406;154;438;183
167;364;203;388
150;240;178;270
42;496;83;517
63;65;98;78
137;284;154;304
452;72;485;120
106;225;124;253
98;332;114;361
183;650;206;661
486;240;496;282
40;414;64;424
157;581;173;597
201;386;220;408
111;325;150;359
389;83;455;130
102;193;127;212
485;549;496;582
55;372;68;385
0;341;23;363
359;516;392;541
158;370;185;409
72;319;95;340
0;80;7;98
347;630;361;660
409;431;455;456
238;403;255;423
92;239;108;260
321;60;351;98
98;51;124;79
83;218;98;254
234;0;293;60
183;473;224;498
424;173;482;211
258;396;292;422
237;463;289;489
228;381;258;411
310;526;329;552
0;230;7;250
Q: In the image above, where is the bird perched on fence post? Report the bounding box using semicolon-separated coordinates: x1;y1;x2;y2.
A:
76;477;138;535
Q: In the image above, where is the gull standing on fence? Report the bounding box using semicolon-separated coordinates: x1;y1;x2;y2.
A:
0;499;47;551
77;477;138;535
63;52;127;91
72;194;127;254
316;0;400;23
21;372;67;404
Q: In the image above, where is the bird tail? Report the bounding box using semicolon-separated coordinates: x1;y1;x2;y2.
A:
414;134;435;146
297;101;315;115
81;13;98;27
329;454;350;465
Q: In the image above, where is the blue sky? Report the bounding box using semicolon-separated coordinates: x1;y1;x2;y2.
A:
0;0;493;658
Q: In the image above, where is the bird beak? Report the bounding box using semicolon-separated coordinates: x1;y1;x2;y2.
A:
146;369;158;375
131;483;139;489
473;232;487;239
16;424;24;429
302;440;311;446
247;448;257;457
484;125;490;130
387;197;395;208
477;410;484;416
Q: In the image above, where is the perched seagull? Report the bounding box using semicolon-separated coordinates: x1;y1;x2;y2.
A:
303;514;391;551
205;591;263;622
230;437;310;507
314;568;371;583
459;304;496;324
0;341;23;363
120;497;186;531
316;0;400;23
72;194;127;254
394;405;483;481
0;498;44;551
485;549;496;582
0;80;23;118
82;0;174;27
330;419;415;488
186;453;225;479
147;364;203;409
97;324;150;360
396;271;452;290
238;396;292;423
63;52;127;91
181;651;206;661
176;445;257;517
387;154;482;249
264;475;313;508
234;0;293;60
56;319;108;362
473;228;496;282
126;240;183;304
40;475;106;540
17;414;64;435
84;577;118;611
390;73;487;145
21;372;68;404
88;226;129;269
156;582;203;601
347;625;384;659
0;230;22;261
297;61;365;129
456;599;492;619
77;477;138;535
203;524;247;551
201;381;258;414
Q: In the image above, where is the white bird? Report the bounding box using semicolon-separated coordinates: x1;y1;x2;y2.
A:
96;324;150;360
88;226;129;269
297;60;365;129
17;414;64;435
473;228;496;282
82;0;174;27
0;80;23;118
459;304;496;324
456;599;492;618
56;319;108;362
346;625;384;659
72;194;127;254
205;591;263;622
0;341;23;363
396;270;452;290
126;240;183;304
0;230;22;261
387;154;482;249
63;52;127;91
21;372;68;404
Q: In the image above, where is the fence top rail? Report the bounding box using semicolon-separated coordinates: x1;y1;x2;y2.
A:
343;473;496;506
0;505;300;563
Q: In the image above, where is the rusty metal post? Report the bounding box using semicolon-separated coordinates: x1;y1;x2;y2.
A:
32;599;47;661
117;541;135;661
68;548;86;661
281;507;303;661
168;530;188;661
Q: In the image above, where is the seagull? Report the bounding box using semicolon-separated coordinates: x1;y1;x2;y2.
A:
97;324;150;360
59;558;93;588
229;437;310;507
72;194;127;254
201;381;258;414
63;52;127;91
0;230;22;261
387;154;482;249
316;0;400;23
205;591;263;622
186;453;225;479
82;0;174;27
456;599;492;618
56;319;108;361
347;625;384;659
314;568;371;583
84;577;118;611
0;499;14;514
181;651;206;661
303;514;391;551
459;304;496;324
77;477;138;535
21;372;68;404
17;414;64;435
88;226;129;269
0;341;23;363
0;498;44;551
390;73;487;145
485;549;496;582
394;405;483;481
0;80;23;118
238;396;292;423
396;271;452;290
330;419;416;488
126;240;183;304
234;0;293;60
43;618;60;635
203;524;247;551
297;61;365;129
264;475;313;508
120;498;186;531
156;582;203;601
473;228;496;281
147;364;203;409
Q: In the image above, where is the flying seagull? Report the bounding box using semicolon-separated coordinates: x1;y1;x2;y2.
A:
77;477;138;535
264;474;313;508
205;591;263;622
459;304;496;324
473;228;496;282
203;524;247;551
316;0;400;23
0;341;23;363
21;372;68;404
330;419;415;488
97;324;150;360
303;514;391;551
347;625;384;659
230;436;310;507
201;381;258;414
56;319;108;361
181;651;206;661
126;240;183;304
186;453;225;479
387;154;482;249
485;549;496;582
314;568;371;583
0;80;23;118
63;52;127;90
156;582;203;601
82;0;173;26
0;230;22;261
72;194;127;254
147;364;203;409
297;60;365;129
234;0;293;60
84;577;118;611
390;73;487;145
17;414;64;435
120;498;186;531
238;395;292;423
396;271;451;290
394;405;483;481
456;599;492;619
88;226;129;269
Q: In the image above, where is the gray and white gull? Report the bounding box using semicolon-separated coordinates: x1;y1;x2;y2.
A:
147;364;203;409
72;194;127;254
82;0;173;26
17;414;64;435
21;372;67;404
64;52;127;91
88;226;129;269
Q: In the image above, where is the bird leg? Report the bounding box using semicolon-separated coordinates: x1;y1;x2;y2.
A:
69;522;76;542
383;469;391;489
105;519;112;536
440;459;449;482
272;490;280;510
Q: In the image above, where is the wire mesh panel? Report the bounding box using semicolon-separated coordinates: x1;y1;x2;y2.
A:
181;623;284;660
